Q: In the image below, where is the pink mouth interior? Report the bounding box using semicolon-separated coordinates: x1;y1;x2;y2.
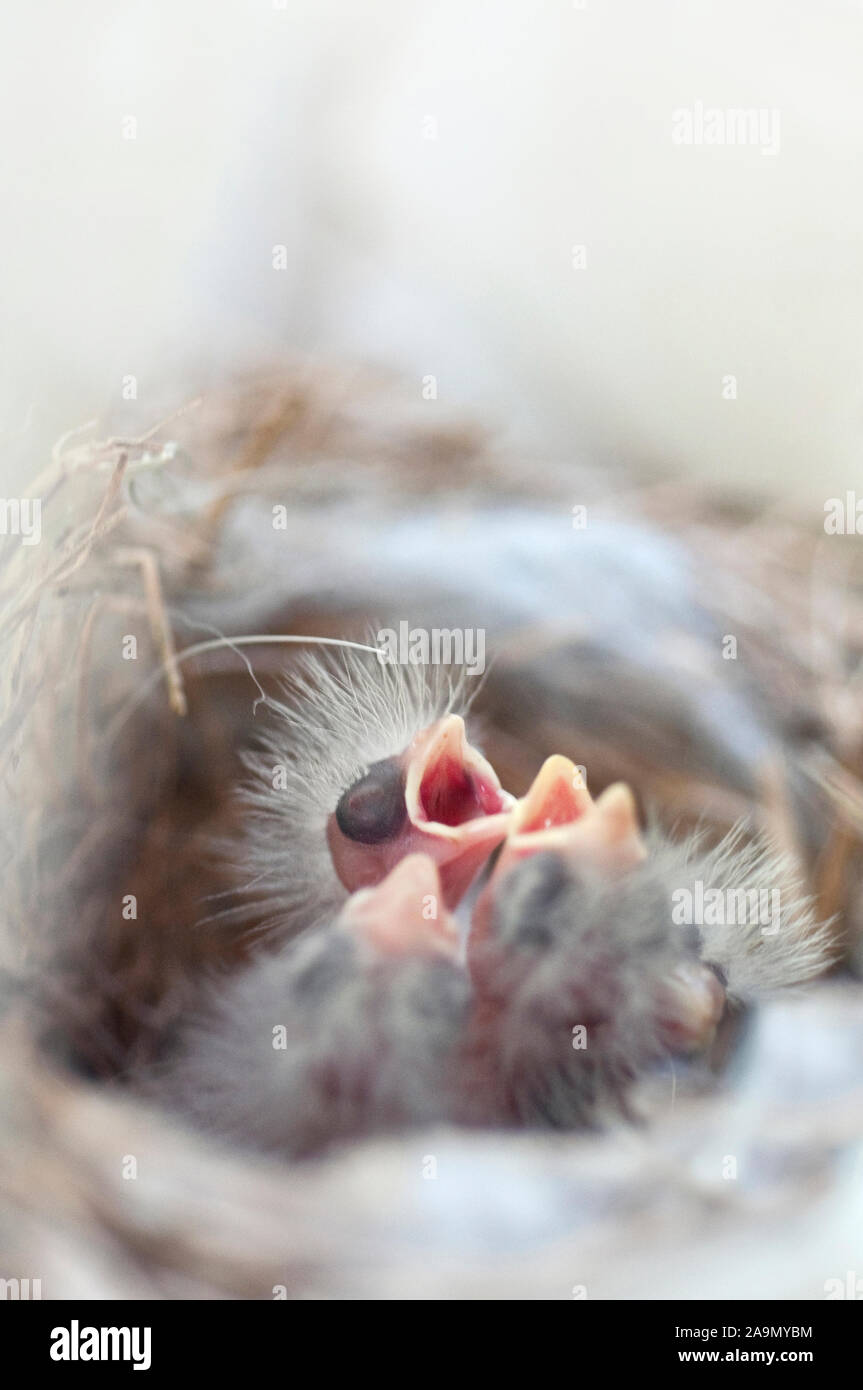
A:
516;785;585;834
419;751;506;826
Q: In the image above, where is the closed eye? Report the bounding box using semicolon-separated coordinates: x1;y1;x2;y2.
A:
334;757;407;844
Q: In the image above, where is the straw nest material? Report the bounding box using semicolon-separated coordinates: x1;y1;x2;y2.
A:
2;361;862;1299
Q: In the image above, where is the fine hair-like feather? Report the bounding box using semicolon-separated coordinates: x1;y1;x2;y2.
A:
226;648;472;938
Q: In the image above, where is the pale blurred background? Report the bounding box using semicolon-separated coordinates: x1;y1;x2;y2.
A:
2;0;863;505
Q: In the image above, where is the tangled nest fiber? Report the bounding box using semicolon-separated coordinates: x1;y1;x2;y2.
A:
2;362;862;1298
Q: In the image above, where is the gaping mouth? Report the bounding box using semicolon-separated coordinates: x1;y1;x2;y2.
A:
499;755;646;871
407;715;514;838
419;752;499;826
327;714;516;907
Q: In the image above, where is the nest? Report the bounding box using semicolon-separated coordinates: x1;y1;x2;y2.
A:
2;361;863;1298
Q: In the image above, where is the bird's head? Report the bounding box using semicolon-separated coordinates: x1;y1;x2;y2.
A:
237;650;514;934
469;753;724;1051
469;753;647;947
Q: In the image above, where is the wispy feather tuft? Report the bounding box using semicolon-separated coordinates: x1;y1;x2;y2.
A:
229;648;471;939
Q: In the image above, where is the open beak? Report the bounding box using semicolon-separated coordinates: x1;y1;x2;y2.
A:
338;855;460;960
470;755;647;945
327;715;516;908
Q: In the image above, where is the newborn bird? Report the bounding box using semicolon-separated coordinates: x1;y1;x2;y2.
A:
164;651;827;1157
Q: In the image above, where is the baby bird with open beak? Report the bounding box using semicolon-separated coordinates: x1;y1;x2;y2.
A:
463;754;727;1127
163;651;827;1157
232;654;513;938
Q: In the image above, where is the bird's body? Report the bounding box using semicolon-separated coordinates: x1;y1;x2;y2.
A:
162;649;827;1158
